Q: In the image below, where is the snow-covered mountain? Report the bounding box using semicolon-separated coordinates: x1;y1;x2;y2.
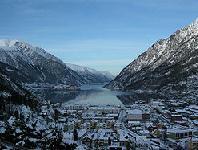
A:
0;39;115;97
0;60;40;108
0;39;84;87
0;62;26;95
106;19;198;100
66;63;114;84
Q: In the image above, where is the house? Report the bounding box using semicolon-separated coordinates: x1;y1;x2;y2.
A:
175;109;189;117
188;105;198;114
109;145;122;150
106;113;119;120
150;101;165;113
82;131;99;148
117;129;131;148
128;121;141;128
166;128;195;140
82;136;92;147
171;114;183;122
126;109;143;121
176;137;198;150
62;132;74;145
190;114;198;120
139;129;150;137
114;122;123;130
142;113;150;121
97;129;114;149
188;137;198;150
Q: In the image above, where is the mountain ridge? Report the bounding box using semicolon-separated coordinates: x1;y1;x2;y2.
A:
0;39;114;96
105;19;198;100
0;40;83;86
66;63;114;84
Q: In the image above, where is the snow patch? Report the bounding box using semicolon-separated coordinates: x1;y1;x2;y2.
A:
0;39;18;47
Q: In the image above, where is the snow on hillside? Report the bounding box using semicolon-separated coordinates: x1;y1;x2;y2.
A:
0;39;18;47
106;18;198;101
66;63;98;73
65;63;114;79
0;39;114;86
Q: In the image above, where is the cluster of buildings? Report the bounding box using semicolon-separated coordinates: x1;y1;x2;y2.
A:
0;98;198;149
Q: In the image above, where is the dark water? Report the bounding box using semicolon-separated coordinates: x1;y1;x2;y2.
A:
32;84;163;105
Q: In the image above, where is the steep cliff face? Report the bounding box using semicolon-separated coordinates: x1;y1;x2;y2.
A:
106;19;198;100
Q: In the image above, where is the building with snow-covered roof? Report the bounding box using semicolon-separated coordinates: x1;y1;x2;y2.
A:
126;109;143;121
166;128;196;140
128;121;141;128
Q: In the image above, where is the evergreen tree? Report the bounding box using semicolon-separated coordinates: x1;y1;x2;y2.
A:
73;129;78;141
14;110;19;119
108;137;111;145
54;109;59;122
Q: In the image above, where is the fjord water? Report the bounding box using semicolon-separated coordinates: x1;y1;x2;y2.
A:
34;84;124;105
66;84;124;105
33;84;164;105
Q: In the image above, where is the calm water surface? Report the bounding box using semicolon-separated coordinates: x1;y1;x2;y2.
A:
66;84;125;105
33;84;126;105
33;84;163;105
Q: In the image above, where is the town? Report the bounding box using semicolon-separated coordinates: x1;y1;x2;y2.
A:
0;95;197;150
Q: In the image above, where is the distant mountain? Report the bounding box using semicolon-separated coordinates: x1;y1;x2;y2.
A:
66;63;114;84
106;19;198;100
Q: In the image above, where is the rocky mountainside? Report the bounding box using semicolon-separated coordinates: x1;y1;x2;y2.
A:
66;63;114;84
0;62;26;95
0;61;39;108
106;19;198;100
0;39;84;87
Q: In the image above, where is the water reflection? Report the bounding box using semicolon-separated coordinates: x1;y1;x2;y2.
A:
32;84;123;105
33;89;80;103
32;84;164;105
66;84;123;105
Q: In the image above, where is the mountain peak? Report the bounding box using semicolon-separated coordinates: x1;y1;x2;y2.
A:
0;39;19;47
183;18;198;33
0;39;34;49
192;17;198;25
106;19;198;101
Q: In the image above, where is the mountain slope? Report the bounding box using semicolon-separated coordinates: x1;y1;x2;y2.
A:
106;19;198;100
0;40;85;87
0;61;40;108
66;63;114;84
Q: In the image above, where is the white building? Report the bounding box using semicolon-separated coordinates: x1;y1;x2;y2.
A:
127;109;143;121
